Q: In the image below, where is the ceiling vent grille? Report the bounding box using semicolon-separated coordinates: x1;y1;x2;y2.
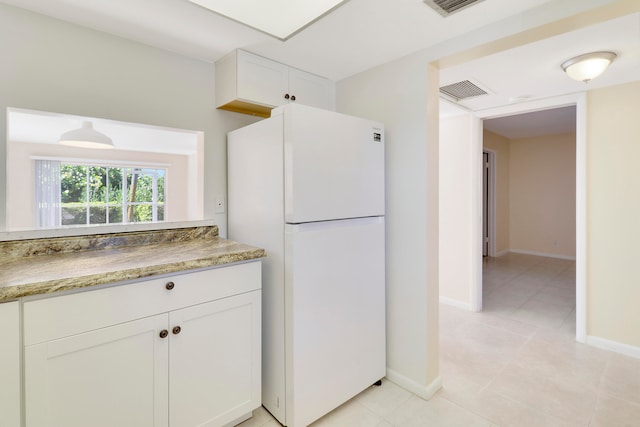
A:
439;80;489;101
423;0;486;16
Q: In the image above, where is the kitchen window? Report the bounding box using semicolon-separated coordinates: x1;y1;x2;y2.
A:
35;159;166;228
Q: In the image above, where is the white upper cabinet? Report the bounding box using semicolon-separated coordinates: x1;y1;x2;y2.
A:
235;51;289;109
288;67;333;110
216;49;334;117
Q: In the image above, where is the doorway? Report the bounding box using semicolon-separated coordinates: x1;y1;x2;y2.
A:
482;149;495;258
475;99;585;341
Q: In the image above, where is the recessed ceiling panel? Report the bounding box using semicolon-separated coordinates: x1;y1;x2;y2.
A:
187;0;348;40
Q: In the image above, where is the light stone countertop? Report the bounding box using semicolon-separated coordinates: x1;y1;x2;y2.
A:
0;225;265;302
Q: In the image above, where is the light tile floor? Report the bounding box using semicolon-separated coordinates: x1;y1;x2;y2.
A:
239;253;640;426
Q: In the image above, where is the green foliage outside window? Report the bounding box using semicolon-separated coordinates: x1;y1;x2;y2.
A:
60;164;165;226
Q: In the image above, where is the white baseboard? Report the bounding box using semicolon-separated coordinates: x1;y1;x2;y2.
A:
223;412;252;427
494;249;510;257
386;369;442;400
509;249;576;261
586;336;640;360
439;296;472;311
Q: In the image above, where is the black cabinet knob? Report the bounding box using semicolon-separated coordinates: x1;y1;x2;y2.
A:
284;93;290;100
159;330;169;339
165;281;175;290
291;95;296;101
172;326;182;335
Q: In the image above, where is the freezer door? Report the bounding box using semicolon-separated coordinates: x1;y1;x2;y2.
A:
283;104;384;223
284;217;386;427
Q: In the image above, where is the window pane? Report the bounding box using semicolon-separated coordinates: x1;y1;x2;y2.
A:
61;205;86;225
89;204;107;225
60;165;87;204
158;172;165;203
127;169;155;203
128;204;153;223
108;206;124;224
88;166;107;203
108;168;123;204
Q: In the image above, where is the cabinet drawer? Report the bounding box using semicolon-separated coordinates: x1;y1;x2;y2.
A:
24;261;261;346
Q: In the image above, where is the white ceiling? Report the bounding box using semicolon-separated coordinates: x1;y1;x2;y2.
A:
1;0;638;141
0;0;558;81
440;12;640;113
439;12;639;138
483;106;576;139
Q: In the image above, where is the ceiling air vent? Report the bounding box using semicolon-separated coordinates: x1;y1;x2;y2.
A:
423;0;486;17
439;80;488;101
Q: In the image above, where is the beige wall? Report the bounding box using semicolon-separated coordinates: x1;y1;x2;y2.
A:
483;130;510;255
440;114;475;307
7;141;192;230
509;133;576;258
587;81;640;348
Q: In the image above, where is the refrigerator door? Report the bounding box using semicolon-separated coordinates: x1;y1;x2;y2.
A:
282;104;384;224
284;216;386;427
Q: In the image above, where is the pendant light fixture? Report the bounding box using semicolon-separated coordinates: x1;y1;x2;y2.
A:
59;121;114;149
561;51;617;83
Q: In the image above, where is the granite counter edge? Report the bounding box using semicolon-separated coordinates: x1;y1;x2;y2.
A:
0;247;266;303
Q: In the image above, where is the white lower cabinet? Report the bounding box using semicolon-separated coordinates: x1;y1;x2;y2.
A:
23;262;262;427
170;291;261;427
0;301;21;427
25;314;169;427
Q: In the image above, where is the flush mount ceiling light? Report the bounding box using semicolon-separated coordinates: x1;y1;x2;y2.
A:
59;121;114;149
561;51;617;83
188;0;348;40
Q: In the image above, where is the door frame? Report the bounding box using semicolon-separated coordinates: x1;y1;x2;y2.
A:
482;148;497;258
470;93;586;343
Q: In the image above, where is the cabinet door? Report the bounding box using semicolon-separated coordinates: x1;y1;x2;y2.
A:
25;314;169;427
169;290;261;427
288;68;333;110
237;50;289;108
0;301;21;427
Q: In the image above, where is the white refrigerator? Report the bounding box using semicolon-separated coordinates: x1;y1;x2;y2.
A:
228;104;385;427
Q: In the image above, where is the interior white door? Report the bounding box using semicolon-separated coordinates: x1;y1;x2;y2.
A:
284;217;386;427
284;105;385;223
168;291;261;427
24;314;169;427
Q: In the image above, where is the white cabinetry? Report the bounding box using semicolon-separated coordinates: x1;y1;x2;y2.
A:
23;262;261;427
216;49;333;117
25;314;169;427
170;291;260;427
0;301;21;427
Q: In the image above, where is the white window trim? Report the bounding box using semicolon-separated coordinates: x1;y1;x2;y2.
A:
31;155;171;169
